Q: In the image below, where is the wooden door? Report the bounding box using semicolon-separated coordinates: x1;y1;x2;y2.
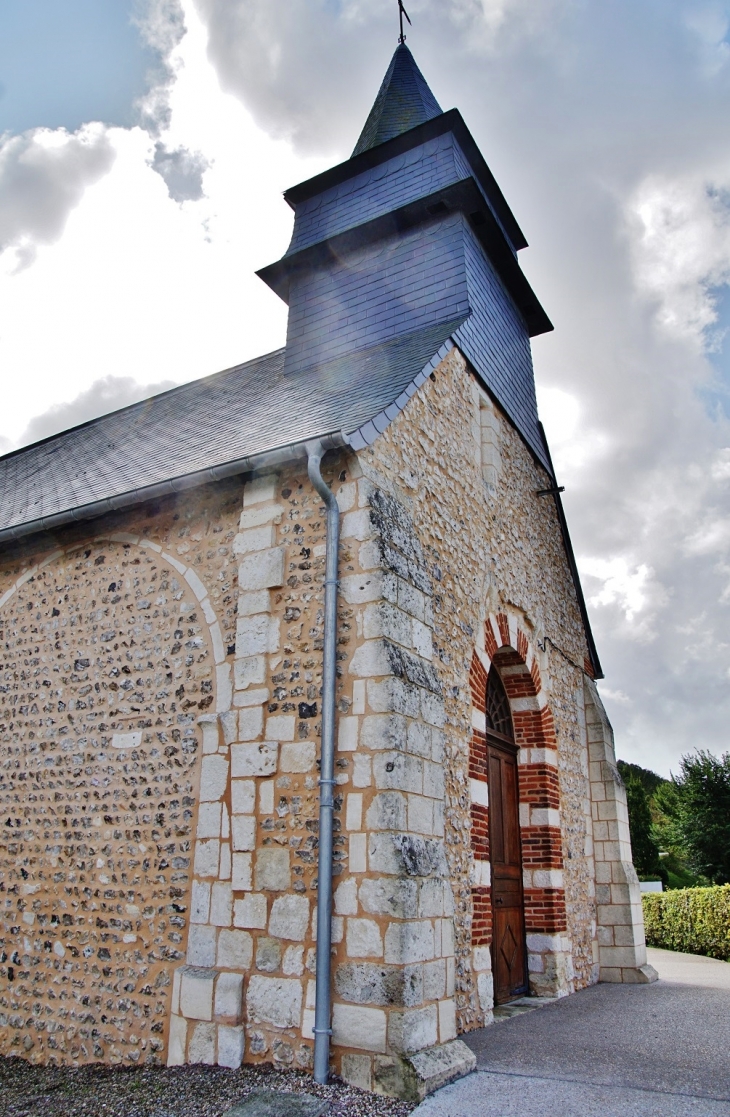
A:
488;740;528;1003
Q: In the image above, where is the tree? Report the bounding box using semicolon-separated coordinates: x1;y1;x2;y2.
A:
617;759;666;798
651;780;701;889
674;751;730;885
623;772;663;880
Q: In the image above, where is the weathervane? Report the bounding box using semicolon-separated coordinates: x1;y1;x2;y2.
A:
398;0;412;44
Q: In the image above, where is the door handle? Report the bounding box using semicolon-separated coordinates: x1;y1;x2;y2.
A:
494;897;503;905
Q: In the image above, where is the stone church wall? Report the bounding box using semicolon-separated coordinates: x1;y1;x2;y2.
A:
167;455;458;1085
354;345;601;1035
0;483;242;1065
0;343;647;1081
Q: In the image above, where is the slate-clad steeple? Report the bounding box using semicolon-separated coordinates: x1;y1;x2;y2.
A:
258;45;554;474
352;44;442;156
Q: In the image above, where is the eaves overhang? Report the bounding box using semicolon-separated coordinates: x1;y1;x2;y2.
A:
538;423;603;680
0;433;348;550
283;109;529;255
258;178;552;338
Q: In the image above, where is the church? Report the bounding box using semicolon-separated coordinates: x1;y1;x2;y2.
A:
0;39;655;1102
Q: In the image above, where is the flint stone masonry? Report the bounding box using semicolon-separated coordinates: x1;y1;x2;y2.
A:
0;348;648;1090
201;756;229;802
269;895;310;941
332;1004;388;1053
189;1022;216;1065
218;930;254;969
234;894;267;929
217;1025;246;1071
235;615;280;657
346;344;650;1042
0;490;240;1066
180;967;216;1022
188;926;218;967
0;34;653;1102
255;847;291;892
256;937;282;972
583;679;658;985
214;971;244;1023
335;962;425;1008
231;742;278;778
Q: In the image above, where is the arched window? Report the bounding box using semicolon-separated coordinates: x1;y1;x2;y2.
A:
486;667;514;740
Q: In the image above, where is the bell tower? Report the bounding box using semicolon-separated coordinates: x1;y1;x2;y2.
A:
258;42;553;471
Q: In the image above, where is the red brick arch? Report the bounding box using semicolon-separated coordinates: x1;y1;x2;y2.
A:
468;613;567;959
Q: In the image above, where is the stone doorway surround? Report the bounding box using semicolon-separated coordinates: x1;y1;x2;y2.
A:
468;607;656;1016
469;611;575;1009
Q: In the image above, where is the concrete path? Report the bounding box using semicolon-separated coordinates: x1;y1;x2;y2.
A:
413;948;730;1116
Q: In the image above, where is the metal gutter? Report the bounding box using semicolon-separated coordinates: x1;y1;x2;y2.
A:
306;441;341;1085
0;432;348;547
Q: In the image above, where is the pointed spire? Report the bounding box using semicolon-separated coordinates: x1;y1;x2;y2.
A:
352;44;442;157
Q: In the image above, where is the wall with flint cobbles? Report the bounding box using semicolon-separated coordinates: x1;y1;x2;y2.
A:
356;345;602;1035
0;484;241;1066
0;344;648;1083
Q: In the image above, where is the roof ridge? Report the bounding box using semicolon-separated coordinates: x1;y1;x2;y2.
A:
0;324;461;542
0;347;287;464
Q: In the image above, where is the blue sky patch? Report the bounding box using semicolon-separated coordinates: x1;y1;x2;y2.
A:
0;0;155;135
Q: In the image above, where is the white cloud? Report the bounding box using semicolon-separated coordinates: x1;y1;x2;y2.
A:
3;0;730;780
133;0;188;135
190;0;571;154
684;517;730;556
684;3;730;76
19;375;176;446
711;446;730;479
134;0;187;56
0;0;321;448
190;0;380;153
151;141;209;201
0;125;116;271
599;686;631;705
627;169;730;346
579;556;667;633
536;385;611;479
536;385;580;444
444;0;570;51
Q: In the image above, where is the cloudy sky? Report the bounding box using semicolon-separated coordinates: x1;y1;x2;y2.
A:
2;0;730;776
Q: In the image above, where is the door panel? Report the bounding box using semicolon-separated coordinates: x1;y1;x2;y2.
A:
488;741;528;1003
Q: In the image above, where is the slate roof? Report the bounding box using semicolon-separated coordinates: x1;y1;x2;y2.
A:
0;318;464;542
352;44;442;157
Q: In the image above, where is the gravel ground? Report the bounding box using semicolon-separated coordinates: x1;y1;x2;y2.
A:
0;1059;415;1117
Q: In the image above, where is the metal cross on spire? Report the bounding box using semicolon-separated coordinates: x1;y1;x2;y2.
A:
398;0;412;44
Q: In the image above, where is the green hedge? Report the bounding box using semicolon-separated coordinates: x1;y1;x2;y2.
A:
643;885;730;960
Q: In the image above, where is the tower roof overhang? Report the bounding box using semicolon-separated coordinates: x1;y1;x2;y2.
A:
284;109;529;255
258;176;552;339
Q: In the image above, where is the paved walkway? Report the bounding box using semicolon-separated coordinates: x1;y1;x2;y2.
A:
413;949;730;1116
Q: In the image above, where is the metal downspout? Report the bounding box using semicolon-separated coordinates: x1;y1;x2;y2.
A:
306;441;341;1084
